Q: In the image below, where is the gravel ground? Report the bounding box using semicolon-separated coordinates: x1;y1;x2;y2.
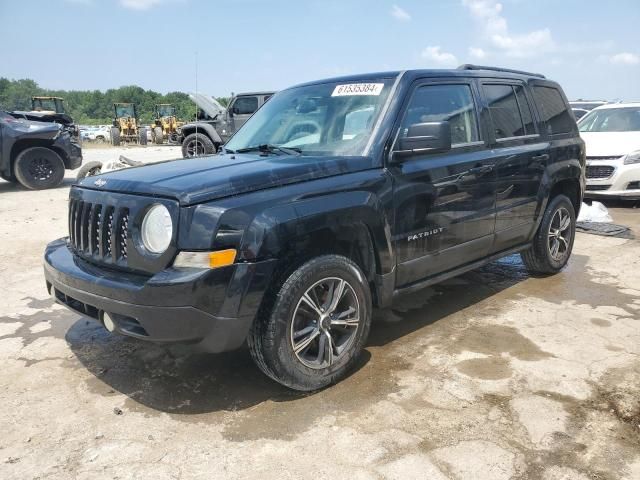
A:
1;146;639;480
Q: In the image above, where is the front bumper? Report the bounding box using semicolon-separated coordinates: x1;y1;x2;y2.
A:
44;238;276;352
585;159;640;199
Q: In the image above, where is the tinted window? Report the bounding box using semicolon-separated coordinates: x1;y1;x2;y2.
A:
484;84;526;139
400;84;479;146
514;85;535;135
533;86;574;135
233;96;259;115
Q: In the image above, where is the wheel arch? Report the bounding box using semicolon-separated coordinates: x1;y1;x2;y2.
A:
239;191;394;307
180;123;222;145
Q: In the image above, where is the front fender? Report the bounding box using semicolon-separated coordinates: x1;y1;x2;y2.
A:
180;122;222;144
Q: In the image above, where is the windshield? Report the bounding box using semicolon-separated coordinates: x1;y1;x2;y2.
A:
225;78;395;156
579;107;640;132
157;105;175;117
115;104;135;118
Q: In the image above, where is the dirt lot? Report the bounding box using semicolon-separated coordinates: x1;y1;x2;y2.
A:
1;147;639;480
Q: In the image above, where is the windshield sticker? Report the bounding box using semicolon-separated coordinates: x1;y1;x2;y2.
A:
332;83;384;97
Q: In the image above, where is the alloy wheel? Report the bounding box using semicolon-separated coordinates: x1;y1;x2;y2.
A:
548;207;571;261
186;139;204;157
27;157;54;181
290;277;360;369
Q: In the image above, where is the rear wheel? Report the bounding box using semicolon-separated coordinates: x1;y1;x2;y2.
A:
154;126;164;145
14;147;65;190
111;128;121;146
139;128;148;146
248;255;372;391
521;194;576;274
181;132;216;158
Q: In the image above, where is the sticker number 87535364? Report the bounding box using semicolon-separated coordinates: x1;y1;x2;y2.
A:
331;83;384;97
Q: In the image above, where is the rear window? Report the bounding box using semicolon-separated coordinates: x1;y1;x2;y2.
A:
484;84;530;139
533;86;575;135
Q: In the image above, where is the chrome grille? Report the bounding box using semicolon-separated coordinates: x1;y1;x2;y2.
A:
586;165;615;179
68;199;129;265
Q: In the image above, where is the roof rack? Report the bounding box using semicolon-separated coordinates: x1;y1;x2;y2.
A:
457;64;546;79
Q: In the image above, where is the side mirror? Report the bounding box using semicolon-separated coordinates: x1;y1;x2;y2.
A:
395;121;451;160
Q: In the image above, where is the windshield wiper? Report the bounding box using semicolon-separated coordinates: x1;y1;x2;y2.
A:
236;144;302;156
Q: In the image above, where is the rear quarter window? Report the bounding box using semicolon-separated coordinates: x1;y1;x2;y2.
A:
533;86;575;135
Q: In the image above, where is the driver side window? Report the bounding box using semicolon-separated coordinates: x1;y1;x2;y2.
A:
400;84;480;146
232;96;259;115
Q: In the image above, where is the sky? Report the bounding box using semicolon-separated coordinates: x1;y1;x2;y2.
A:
1;0;639;101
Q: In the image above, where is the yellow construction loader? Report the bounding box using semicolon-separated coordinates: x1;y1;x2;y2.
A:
110;103;147;146
151;104;181;144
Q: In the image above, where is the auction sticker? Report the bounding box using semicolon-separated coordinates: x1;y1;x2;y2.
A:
332;83;384;96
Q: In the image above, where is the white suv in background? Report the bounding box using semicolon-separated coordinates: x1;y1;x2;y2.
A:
579;103;640;199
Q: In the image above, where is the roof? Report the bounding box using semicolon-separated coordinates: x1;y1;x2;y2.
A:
235;91;276;97
290;65;554;90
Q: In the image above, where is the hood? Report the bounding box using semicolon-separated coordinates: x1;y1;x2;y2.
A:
188;93;226;119
10;110;74;125
4;117;62;139
580;131;640;158
77;153;376;205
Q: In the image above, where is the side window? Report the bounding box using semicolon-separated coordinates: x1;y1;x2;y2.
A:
514;85;535;135
399;84;479;146
483;84;527;139
532;86;575;135
233;96;259;115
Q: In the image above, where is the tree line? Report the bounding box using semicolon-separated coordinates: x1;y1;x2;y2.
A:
0;78;230;125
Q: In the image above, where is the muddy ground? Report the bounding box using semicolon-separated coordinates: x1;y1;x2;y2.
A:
1;146;639;479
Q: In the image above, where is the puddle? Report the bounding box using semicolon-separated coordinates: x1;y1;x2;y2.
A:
456;356;512;380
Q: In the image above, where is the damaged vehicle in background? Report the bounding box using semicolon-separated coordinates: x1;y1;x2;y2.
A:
10;96;81;142
579;103;640;200
178;92;274;158
0;111;82;189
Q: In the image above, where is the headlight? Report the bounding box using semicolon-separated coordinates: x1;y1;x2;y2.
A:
141;204;173;254
623;150;640;165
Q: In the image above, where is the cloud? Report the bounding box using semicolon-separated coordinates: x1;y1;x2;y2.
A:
468;47;486;60
462;0;554;57
609;52;639;65
391;4;411;21
119;0;163;10
421;46;458;67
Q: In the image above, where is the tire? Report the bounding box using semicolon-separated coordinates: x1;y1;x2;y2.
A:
13;147;65;190
75;161;103;181
181;132;216;158
111;128;121;146
95;136;105;144
139;128;148;146
248;255;372;391
154;127;164;145
521;194;576;275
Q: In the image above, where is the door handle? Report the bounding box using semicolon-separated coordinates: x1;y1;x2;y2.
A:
531;154;549;162
468;165;494;175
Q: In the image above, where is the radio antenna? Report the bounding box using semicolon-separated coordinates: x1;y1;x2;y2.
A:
194;50;199;157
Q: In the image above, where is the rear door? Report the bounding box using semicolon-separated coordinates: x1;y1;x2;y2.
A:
480;80;550;252
390;78;497;287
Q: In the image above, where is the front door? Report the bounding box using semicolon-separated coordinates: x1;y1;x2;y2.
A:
228;95;259;134
390;80;497;287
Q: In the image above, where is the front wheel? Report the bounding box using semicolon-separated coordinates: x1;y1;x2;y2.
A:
181;132;216;158
14;147;65;190
111;128;121;146
154;126;164;144
248;255;372;391
139;128;148;146
521;194;576;275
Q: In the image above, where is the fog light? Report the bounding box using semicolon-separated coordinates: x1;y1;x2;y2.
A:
103;313;116;332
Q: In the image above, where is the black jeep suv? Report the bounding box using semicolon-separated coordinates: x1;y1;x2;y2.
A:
44;66;585;390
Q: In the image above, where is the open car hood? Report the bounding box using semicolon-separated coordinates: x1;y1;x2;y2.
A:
188;93;226;119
